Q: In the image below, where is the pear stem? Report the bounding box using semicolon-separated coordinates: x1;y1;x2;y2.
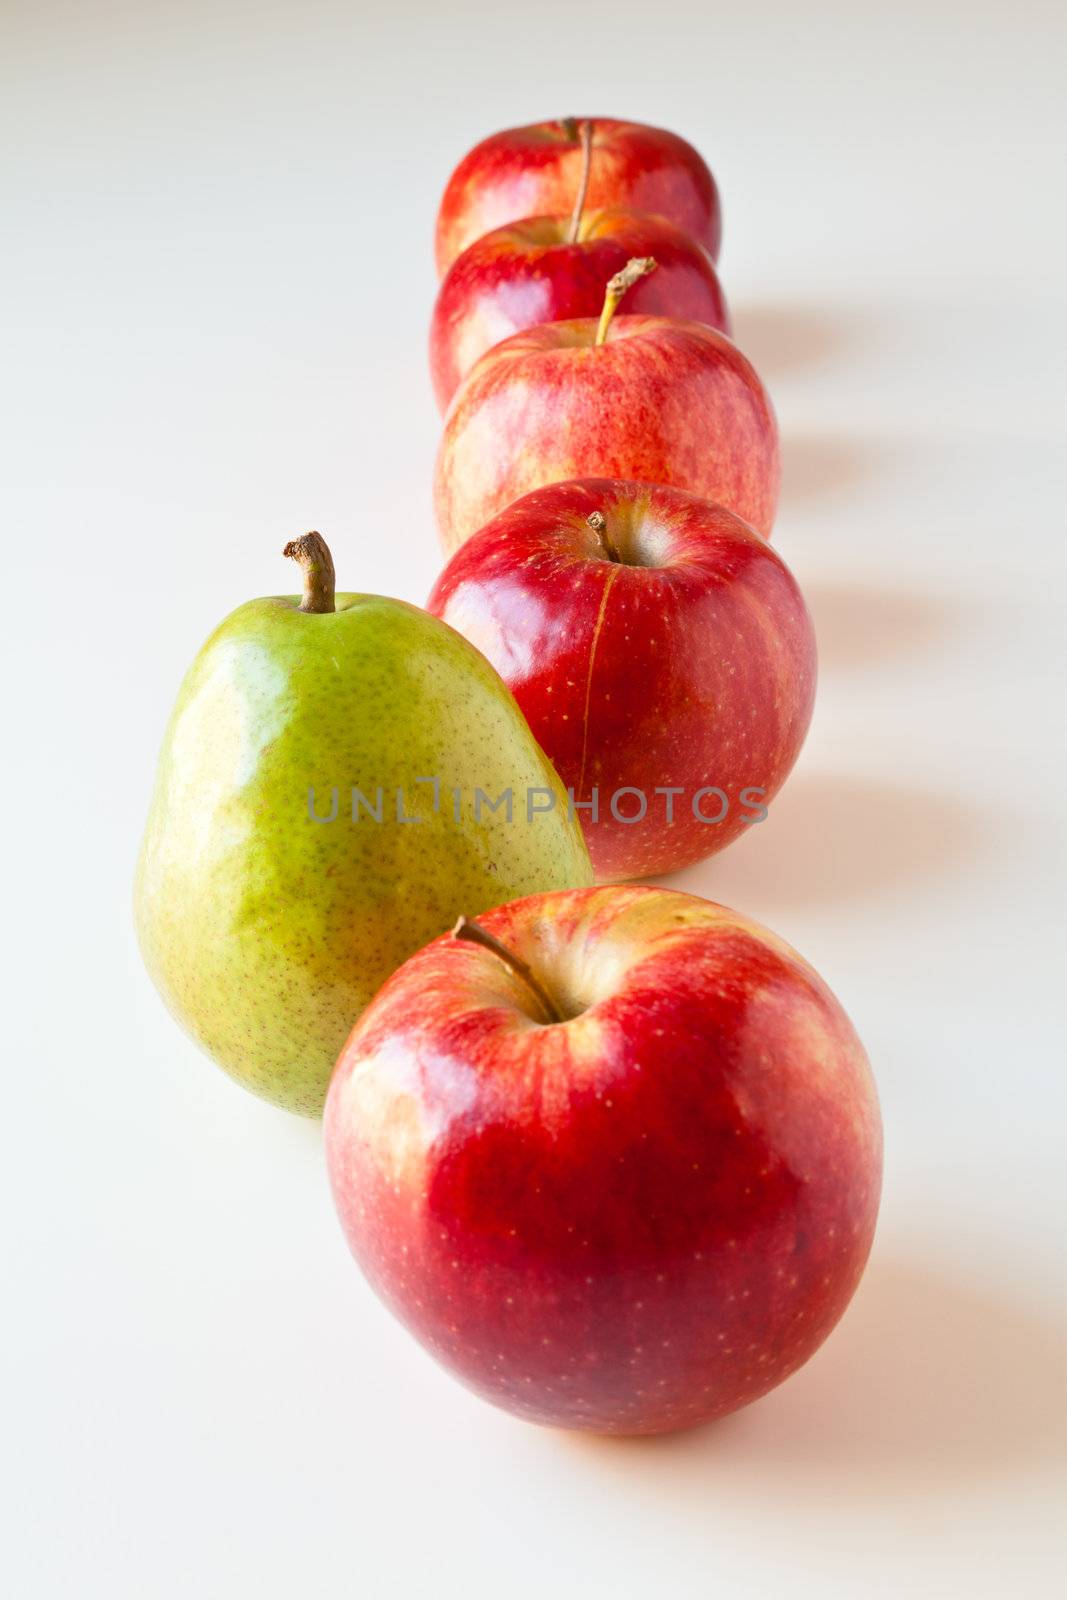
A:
452;916;565;1024
283;531;336;613
567;119;594;245
587;509;620;562
595;256;657;346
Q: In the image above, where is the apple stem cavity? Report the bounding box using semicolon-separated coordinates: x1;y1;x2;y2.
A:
567;119;595;245
452;915;566;1025
283;531;336;614
595;256;657;346
587;509;621;562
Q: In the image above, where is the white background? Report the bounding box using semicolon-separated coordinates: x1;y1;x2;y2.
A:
3;1;1065;1595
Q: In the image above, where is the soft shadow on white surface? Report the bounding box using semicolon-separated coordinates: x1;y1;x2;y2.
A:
804;578;956;669
781;430;877;506
568;1256;1067;1494
730;302;861;376
677;771;987;910
731;304;875;508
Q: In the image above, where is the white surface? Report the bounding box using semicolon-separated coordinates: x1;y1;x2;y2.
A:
3;2;1065;1595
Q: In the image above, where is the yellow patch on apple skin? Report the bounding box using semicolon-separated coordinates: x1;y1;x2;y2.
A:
337;1015;551;1213
331;1039;434;1197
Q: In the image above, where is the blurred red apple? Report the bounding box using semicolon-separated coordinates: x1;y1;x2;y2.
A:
325;885;882;1435
435;116;722;277
427;478;815;881
430;207;729;413
434;259;779;553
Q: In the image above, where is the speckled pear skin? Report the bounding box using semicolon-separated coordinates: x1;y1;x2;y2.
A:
135;593;593;1116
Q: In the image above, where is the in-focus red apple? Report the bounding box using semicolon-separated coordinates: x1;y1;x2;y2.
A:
434;258;779;553
325;885;882;1435
428;478;815;881
435;116;721;277
431;207;729;413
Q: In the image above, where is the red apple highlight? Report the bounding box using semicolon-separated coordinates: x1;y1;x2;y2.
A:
427;478;815;881
434;260;779;553
435;116;722;277
430;207;730;413
325;885;882;1435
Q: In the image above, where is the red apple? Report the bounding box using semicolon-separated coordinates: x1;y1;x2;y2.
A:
434;259;779;553
430;207;730;413
427;479;815;881
325;885;882;1435
435;116;721;277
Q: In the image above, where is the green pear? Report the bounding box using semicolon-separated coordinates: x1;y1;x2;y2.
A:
135;533;592;1115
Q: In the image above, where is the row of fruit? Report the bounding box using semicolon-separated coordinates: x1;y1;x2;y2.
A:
136;117;881;1436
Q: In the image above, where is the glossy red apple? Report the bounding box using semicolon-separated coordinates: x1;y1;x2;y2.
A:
325;884;882;1435
434;259;779;554
435;116;721;277
427;478;815;881
430;208;729;413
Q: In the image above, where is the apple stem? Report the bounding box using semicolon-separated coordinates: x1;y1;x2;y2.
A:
452;916;566;1025
595;256;657;346
566;120;594;245
283;531;336;614
587;509;620;562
